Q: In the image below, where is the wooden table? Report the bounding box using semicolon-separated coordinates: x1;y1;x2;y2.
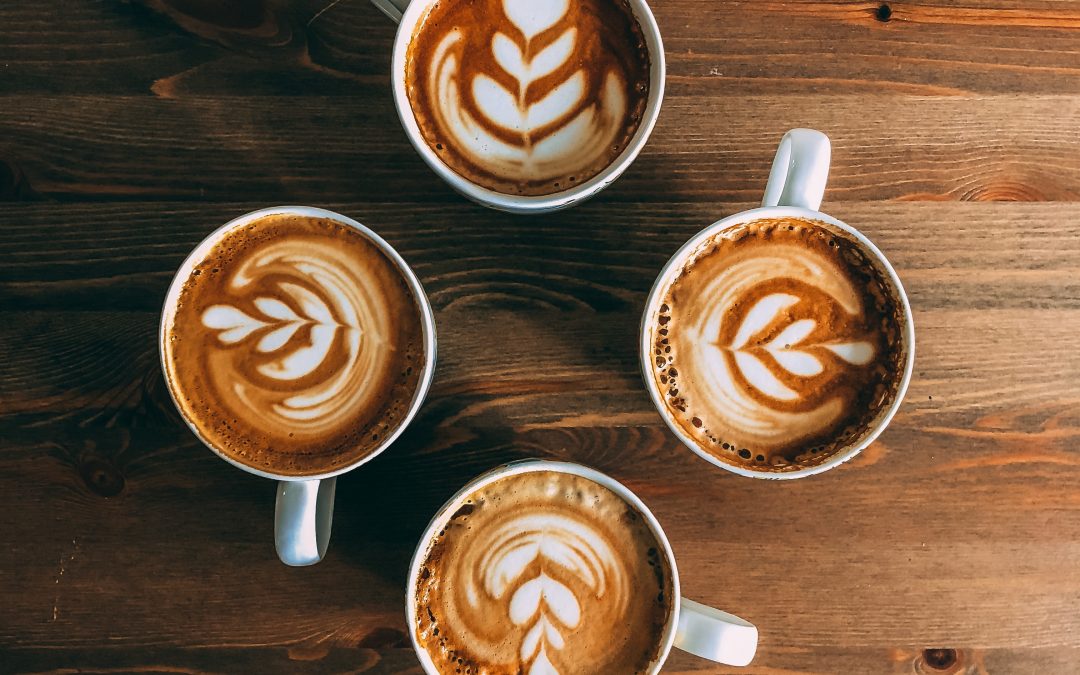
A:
2;1;1079;673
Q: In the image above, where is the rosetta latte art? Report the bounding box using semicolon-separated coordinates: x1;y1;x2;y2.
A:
415;472;672;674
163;215;425;476
406;0;651;195
653;218;904;469
472;514;627;673
200;240;388;434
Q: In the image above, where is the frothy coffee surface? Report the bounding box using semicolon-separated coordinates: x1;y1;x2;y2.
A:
405;0;651;196
414;470;673;674
650;217;905;472
163;214;425;476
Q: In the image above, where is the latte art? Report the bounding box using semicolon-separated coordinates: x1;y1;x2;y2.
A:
476;513;627;671
406;0;651;196
650;218;905;471
163;214;425;476
200;243;370;431
415;471;672;674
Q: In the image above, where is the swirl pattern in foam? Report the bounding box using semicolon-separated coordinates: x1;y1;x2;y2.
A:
405;0;651;196
414;471;673;674
649;218;905;471
163;214;425;476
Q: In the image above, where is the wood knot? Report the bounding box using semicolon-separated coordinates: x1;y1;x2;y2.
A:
0;158;40;201
961;180;1047;202
875;3;893;22
80;457;125;497
286;644;331;661
356;626;409;649
158;0;267;29
133;0;298;52
921;648;958;671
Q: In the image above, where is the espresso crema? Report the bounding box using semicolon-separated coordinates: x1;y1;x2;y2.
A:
414;470;674;674
162;214;425;476
649;217;906;471
405;0;651;196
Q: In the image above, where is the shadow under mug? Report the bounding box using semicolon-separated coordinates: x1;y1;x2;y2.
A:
406;460;759;671
370;0;667;214
640;129;916;479
159;206;438;565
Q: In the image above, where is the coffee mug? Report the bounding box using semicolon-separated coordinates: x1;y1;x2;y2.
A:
160;206;437;565
406;460;758;671
370;0;666;213
640;129;915;479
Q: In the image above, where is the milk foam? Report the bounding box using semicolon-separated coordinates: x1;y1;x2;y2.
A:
163;215;425;476
414;471;672;675
652;218;903;469
483;514;618;672
406;0;650;196
199;243;383;433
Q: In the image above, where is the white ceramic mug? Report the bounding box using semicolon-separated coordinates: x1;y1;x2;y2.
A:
160;206;438;565
405;460;759;671
640;129;916;479
371;0;666;213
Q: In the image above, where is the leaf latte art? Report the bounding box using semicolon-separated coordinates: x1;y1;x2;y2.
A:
163;215;425;476
415;472;673;674
406;0;651;196
651;218;905;471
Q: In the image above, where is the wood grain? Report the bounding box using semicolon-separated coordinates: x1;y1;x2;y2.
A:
3;0;1080;672
2;95;1080;203
1;202;1078;674
3;646;1080;675
4;1;1080;96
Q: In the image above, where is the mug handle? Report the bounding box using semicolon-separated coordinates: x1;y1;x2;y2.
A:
370;0;410;22
274;478;337;566
761;128;831;211
675;597;759;667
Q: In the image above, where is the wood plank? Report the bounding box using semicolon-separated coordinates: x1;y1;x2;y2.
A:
2;201;1078;310
3;1;1080;96
0;648;424;674
3;95;1080;203
1;202;1077;669
2;645;1079;674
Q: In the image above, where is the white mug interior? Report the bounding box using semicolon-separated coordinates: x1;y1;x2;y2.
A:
158;205;438;483
389;0;667;214
640;205;916;480
404;459;683;674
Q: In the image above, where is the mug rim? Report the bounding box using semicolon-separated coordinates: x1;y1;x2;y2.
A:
390;0;667;214
158;205;438;482
639;205;916;480
404;459;682;675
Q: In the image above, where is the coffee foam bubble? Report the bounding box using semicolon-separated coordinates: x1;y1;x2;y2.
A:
414;471;672;675
650;218;905;471
163;214;425;476
405;0;651;196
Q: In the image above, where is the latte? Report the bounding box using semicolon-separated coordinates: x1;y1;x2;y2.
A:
404;0;651;196
413;470;674;674
162;213;426;477
648;217;906;472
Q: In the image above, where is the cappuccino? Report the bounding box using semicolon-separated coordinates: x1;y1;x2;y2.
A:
648;217;906;472
413;470;674;674
404;0;651;196
162;213;425;477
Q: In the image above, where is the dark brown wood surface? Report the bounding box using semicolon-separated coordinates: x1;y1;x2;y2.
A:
2;1;1079;674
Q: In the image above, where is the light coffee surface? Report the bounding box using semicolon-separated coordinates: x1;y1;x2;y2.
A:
414;470;673;674
650;217;905;472
405;0;651;196
163;214;425;476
